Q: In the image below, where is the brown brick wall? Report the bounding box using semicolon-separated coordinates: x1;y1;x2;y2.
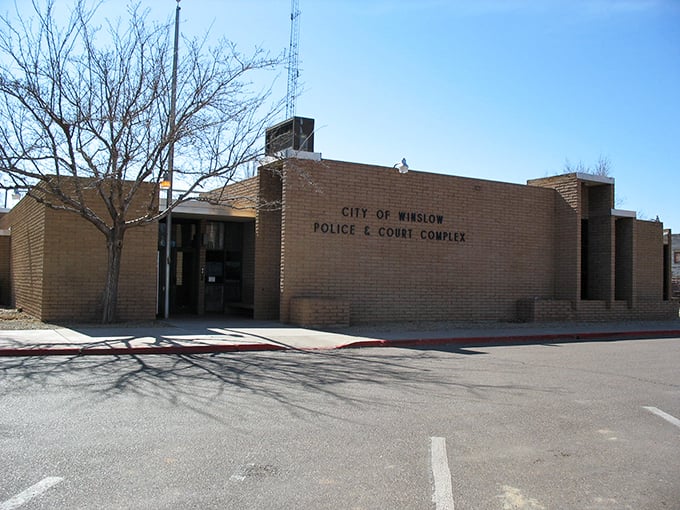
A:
672;233;680;298
202;175;260;212
0;234;11;305
39;206;157;321
634;220;664;302
41;208;104;320
615;218;634;302
517;299;574;322
253;166;283;320
530;175;630;306
0;195;47;317
241;220;256;307
587;215;615;301
278;159;557;324
3;180;158;322
289;296;350;328
585;185;615;301
528;174;581;301
563;218;675;319
528;174;582;210
256;164;678;325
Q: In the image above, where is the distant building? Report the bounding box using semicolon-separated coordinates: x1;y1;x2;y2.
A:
671;233;680;298
0;118;677;324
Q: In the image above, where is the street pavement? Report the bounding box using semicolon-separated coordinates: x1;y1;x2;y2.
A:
1;316;679;356
2;335;680;508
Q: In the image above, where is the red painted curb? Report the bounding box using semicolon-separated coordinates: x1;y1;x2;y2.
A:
337;329;680;350
0;329;678;356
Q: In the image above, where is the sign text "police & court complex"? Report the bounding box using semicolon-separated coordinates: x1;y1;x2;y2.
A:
312;206;467;244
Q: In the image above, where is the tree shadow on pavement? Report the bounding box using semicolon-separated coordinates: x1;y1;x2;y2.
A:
0;348;562;423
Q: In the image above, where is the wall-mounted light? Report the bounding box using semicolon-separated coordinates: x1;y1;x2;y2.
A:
160;172;171;190
394;158;409;174
11;187;21;200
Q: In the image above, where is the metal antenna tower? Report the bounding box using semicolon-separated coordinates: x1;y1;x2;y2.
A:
286;0;300;119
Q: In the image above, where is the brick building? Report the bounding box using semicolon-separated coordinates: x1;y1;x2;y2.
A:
0;125;677;325
672;233;680;298
0;180;158;322
252;157;676;326
0;177;257;322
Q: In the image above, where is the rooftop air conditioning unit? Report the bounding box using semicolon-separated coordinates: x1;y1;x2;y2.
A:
265;116;314;156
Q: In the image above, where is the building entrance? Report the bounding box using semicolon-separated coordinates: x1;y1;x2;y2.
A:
203;221;244;313
158;219;200;316
157;219;248;317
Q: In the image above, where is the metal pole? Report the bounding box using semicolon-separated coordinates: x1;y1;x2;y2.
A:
164;0;181;319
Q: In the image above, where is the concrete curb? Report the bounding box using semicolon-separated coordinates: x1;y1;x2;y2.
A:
336;329;680;350
0;328;678;357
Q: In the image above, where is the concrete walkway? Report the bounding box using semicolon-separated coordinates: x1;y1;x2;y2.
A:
1;317;679;356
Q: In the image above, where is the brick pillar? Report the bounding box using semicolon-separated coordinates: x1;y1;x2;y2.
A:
253;165;283;320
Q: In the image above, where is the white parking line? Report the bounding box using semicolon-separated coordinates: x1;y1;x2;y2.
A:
430;437;455;510
643;406;680;429
0;477;63;510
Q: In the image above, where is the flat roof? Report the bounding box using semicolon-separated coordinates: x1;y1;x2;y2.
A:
159;198;256;220
576;172;615;185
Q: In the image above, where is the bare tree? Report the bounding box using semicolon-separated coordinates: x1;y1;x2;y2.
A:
0;0;284;322
564;155;612;177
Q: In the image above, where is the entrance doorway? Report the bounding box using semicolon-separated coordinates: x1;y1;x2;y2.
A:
158;219;200;316
204;221;244;313
157;219;249;317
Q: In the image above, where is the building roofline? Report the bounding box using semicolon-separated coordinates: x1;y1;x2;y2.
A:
611;208;636;218
575;172;615;185
159;198;256;219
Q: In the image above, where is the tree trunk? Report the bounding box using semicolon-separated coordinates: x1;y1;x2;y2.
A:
102;227;125;323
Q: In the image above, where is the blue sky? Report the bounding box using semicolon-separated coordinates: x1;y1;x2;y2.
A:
186;0;680;227
3;0;679;230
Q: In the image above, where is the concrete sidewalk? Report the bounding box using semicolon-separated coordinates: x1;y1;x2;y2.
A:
1;317;679;356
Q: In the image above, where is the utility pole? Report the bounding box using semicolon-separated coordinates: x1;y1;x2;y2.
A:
164;0;181;319
285;0;300;119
